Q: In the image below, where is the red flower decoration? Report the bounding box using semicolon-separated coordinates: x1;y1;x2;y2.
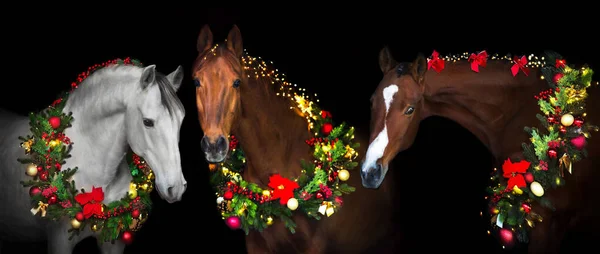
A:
267;174;300;205
511;56;530;77
555;59;566;69
427;50;445;73
75;186;105;219
468;51;488;72
502;158;530;190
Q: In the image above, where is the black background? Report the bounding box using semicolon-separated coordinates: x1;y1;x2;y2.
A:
2;7;598;254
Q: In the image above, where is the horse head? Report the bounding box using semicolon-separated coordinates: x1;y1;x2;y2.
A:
192;25;244;163
361;47;427;189
126;65;187;203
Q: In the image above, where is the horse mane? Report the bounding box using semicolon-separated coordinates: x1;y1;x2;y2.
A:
67;64;184;117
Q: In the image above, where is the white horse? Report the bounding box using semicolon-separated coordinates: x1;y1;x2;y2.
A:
0;63;187;254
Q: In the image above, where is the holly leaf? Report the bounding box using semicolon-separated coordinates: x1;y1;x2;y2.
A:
131;169;139;176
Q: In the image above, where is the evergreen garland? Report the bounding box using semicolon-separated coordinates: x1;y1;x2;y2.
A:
487;51;597;245
17;58;155;243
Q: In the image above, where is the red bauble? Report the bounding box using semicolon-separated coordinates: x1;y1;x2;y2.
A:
37;166;43;172
29;186;41;197
571;135;586;150
559;126;567;133
225;216;242;230
47;195;58;205
39;171;48;181
547;149;557;158
499;228;514;245
48;116;61;129
316;192;323;199
553;73;564;83
132;209;140;218
573;119;584;127
321;123;333;136
223;191;234;200
521;203;531;213
524;172;534;183
121;231;133;245
75;212;84;221
546;116;555;123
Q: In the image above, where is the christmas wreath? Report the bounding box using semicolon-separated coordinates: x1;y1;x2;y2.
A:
209;53;360;234
428;50;597;246
17;58;155;244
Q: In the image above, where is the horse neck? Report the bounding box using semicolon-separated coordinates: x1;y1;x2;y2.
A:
235;74;311;187
61;67;138;202
421;60;547;157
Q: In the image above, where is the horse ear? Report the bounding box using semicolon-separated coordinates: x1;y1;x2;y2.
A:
379;46;397;73
167;65;184;92
197;24;213;53
140;65;157;90
226;25;243;58
411;53;427;85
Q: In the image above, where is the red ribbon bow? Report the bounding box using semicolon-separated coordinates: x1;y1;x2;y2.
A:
511;56;530;77
75;186;104;219
468;51;488;72
502;158;530;190
427;50;445;73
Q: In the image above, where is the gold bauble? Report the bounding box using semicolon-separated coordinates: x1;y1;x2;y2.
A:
26;163;38;177
561;114;574;127
338;169;350;181
48;139;60;148
140;183;149;191
266;216;274;226
130;182;137;190
128;189;138;199
262;190;271;197
147;172;155;180
71;219;81;229
91;224;99;231
286;198;299;211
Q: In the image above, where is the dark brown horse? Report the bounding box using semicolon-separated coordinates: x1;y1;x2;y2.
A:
362;47;600;253
192;25;400;253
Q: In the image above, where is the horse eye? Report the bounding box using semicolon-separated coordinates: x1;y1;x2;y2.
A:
233;79;241;88
404;106;415;115
193;79;201;87
143;118;154;127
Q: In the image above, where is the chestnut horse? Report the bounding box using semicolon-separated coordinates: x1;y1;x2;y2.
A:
362;47;599;253
192;25;400;253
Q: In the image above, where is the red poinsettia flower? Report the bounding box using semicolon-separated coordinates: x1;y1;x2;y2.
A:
502;158;530;190
268;174;300;205
75;186;104;219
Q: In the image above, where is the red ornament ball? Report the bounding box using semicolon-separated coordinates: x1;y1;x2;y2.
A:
29;186;41;197
571;135;586;150
321;123;333;136
553;73;564;83
499;228;514;245
547;149;558;158
39;171;48;181
524;172;534;183
48;116;61;129
223;191;234;200
316;192;323;199
132;209;140;218
121;231;133;245
225;216;242;230
47;194;58;205
75;212;84;221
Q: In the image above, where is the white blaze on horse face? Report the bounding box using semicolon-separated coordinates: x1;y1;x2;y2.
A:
362;84;399;173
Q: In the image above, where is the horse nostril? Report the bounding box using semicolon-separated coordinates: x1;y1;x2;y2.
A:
167;186;175;197
216;135;227;152
360;170;369;180
201;136;211;152
374;163;382;176
183;182;188;189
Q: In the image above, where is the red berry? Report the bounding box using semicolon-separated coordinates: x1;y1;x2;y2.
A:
132;209;140;218
223;191;234;200
47;195;58;205
75;212;84;221
48;116;61;129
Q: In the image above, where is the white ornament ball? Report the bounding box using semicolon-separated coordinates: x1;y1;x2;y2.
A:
216;197;224;204
530;181;545;197
287;198;299;211
561;114;574;127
